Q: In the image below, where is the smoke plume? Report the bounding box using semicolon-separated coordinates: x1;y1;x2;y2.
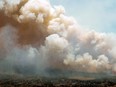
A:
0;0;116;76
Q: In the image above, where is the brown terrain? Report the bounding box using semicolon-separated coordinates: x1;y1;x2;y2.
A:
0;74;116;87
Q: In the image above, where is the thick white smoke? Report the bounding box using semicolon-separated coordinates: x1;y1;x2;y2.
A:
0;0;116;75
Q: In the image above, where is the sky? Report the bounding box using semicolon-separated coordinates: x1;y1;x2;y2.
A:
50;0;116;33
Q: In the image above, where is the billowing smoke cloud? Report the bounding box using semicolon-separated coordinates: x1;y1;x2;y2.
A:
0;0;116;76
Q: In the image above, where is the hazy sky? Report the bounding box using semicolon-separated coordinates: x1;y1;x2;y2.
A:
50;0;116;33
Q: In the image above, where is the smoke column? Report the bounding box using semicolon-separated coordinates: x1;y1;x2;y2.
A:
0;0;116;76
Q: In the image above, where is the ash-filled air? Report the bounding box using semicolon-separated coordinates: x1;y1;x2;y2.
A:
0;0;116;76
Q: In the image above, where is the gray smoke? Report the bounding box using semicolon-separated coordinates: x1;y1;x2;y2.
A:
0;0;116;76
